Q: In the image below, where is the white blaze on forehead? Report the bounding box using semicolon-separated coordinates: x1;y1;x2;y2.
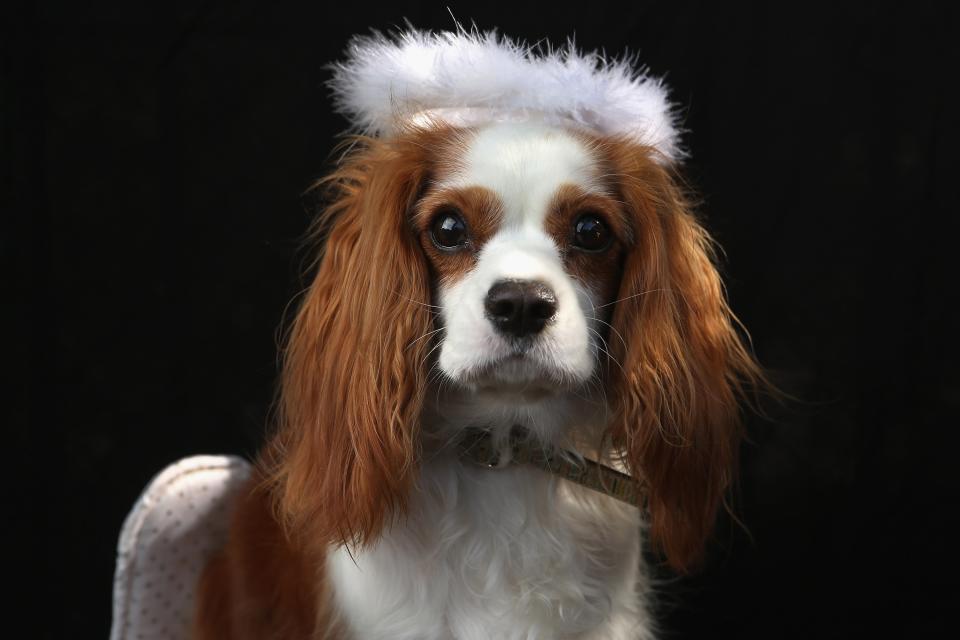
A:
444;122;601;229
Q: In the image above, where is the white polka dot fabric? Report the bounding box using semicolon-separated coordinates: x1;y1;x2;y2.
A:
110;455;252;640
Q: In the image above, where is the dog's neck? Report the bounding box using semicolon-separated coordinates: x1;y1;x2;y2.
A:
420;382;609;459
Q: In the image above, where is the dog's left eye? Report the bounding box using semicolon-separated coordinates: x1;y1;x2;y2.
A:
430;208;469;250
572;213;611;252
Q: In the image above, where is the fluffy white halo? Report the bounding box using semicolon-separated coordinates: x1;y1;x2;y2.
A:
329;28;682;160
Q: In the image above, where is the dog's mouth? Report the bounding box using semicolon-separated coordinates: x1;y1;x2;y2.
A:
475;381;555;402
461;352;572;397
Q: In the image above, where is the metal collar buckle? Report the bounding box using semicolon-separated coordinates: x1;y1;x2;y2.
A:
457;427;514;469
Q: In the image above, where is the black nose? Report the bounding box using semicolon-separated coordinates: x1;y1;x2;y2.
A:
484;280;558;338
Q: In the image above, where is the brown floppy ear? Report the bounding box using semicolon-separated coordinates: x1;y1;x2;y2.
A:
264;132;437;550
603;142;763;572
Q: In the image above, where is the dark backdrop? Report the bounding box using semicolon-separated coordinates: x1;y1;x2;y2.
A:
8;1;959;638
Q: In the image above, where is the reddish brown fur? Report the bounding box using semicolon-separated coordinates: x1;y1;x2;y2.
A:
265;126;466;552
193;126;463;638
590;137;766;572
193;473;334;639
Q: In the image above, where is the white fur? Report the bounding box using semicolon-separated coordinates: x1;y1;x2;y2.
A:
330;28;681;159
327;122;655;639
329;461;653;640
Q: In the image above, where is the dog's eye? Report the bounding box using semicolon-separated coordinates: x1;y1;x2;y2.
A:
572;213;611;252
430;208;469;250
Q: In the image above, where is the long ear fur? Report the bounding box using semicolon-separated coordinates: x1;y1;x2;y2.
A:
264;131;439;550
602;141;764;572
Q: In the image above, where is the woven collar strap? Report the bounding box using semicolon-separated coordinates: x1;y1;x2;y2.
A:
457;426;646;509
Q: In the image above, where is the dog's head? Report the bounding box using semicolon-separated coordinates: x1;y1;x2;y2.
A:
266;119;762;571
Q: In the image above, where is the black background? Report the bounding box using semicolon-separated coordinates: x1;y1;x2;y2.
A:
8;1;959;638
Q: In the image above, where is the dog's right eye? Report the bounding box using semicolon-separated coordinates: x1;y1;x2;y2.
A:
430;208;469;250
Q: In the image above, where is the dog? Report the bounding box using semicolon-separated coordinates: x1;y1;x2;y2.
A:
193;29;763;639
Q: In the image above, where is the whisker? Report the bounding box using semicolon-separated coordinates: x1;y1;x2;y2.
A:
588;327;625;376
390;289;446;312
594;288;669;310
405;327;445;351
587;316;628;355
420;339;446;370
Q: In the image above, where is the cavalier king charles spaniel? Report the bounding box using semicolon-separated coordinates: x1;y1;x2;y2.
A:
193;29;763;640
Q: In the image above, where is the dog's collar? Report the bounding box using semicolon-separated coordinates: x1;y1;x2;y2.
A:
457;426;646;509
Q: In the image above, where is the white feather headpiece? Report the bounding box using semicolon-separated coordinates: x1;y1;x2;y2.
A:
329;28;682;160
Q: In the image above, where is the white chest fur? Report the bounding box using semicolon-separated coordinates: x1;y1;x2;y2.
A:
327;456;654;640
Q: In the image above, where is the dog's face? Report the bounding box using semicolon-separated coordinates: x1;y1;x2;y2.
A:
412;123;624;436
270;121;761;571
422;124;615;385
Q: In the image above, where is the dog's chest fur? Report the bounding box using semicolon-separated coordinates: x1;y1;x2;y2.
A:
327;456;653;639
